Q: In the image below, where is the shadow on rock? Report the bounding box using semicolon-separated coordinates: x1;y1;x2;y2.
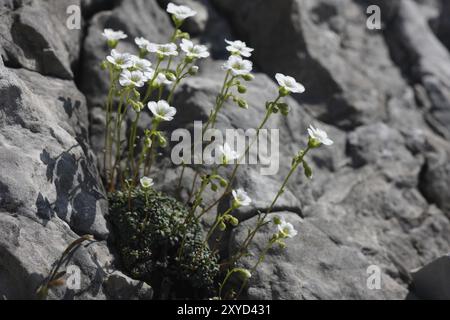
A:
37;144;106;236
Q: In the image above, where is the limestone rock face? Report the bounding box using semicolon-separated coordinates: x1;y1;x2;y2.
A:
1;0;450;300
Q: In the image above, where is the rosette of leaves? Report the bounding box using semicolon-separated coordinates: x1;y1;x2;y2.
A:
108;189;219;299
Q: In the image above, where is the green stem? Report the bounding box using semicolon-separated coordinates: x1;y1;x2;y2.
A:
204;71;231;132
204;207;233;245
266;147;310;214
108;89;129;191
143;59;162;103
167;62;189;104
219;269;234;300
236;240;274;299
177;161;186;191
197;98;278;217
186;72;232;207
128;110;141;184
104;67;115;181
186;170;199;204
144;120;160;176
227;146;312;267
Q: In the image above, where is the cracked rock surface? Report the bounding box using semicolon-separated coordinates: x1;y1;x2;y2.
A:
1;0;450;299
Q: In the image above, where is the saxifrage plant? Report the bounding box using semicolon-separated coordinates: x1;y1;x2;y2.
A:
101;2;334;300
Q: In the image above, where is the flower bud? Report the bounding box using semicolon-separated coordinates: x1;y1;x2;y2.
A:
234;268;252;280
237;85;247;94
273;216;282;225
229;216;239;227
166;71;177;81
158;135;167;147
242;74;254;81
276;240;287;249
219;178;228;187
219;221;227;231
188;65;199;75
144;137;152;148
277;103;290;116
100;60;108;70
131;101;144;112
237;99;248;109
211;183;218;192
303;160;313;179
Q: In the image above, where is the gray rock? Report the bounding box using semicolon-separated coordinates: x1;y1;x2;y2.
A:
0;0;82;79
437;0;450;50
0;65;117;299
104;271;153;300
81;0;117;18
211;0;406;129
420;152;450;217
385;0;450;139
230;212;408;299
0;67;108;238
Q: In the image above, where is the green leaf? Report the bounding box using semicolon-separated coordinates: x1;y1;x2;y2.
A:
303;160;313;179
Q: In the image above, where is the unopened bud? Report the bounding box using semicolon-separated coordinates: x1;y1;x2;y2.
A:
273;216;282;225
166;72;177;81
237;85;247;94
219;221;226;231
234;268;252;280
100;60;108;70
229;216;239;227
188;65;199;75
237;99;248;109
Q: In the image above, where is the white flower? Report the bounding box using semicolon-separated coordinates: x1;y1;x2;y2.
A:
130;56;152;72
140;176;154;189
119;70;146;87
232;189;252;207
167;2;197;21
222;55;253;76
102;28;127;41
135;37;151;50
106;50;133;69
307;125;333;146
180;39;210;59
217;142;239;164
148;100;177;121
147;43;178;57
275;73;305;94
225;39;254;58
154;72;173;86
277;220;298;238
